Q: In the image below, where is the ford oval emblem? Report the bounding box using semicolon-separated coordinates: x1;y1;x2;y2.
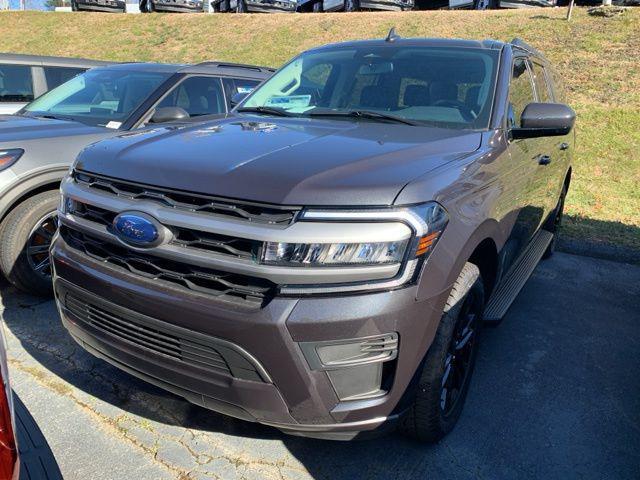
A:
112;212;164;248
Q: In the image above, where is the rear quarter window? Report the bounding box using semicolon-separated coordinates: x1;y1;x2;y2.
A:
0;64;34;103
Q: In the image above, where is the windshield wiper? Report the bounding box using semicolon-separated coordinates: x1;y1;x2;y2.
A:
33;113;74;122
306;109;420;126
236;106;294;117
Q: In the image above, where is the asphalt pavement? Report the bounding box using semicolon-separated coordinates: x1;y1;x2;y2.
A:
1;252;639;480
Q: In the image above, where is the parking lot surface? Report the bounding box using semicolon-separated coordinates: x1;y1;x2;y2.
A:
1;252;639;480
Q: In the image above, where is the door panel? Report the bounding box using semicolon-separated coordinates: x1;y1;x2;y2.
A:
503;56;546;269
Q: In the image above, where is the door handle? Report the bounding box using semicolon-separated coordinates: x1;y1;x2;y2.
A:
538;155;552;166
559;142;570;151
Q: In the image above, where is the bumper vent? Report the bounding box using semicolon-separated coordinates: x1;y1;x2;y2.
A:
61;226;275;308
74;171;298;226
60;286;268;382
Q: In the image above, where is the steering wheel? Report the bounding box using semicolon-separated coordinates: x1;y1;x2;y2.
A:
432;99;475;122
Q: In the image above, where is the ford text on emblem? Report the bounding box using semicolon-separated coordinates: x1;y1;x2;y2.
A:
112;212;165;248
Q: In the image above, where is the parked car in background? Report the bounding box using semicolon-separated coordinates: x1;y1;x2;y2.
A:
53;35;574;441
71;0;126;12
140;0;204;13
0;61;273;296
0;54;110;116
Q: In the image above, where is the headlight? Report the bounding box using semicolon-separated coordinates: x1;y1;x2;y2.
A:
0;149;24;171
261;239;409;267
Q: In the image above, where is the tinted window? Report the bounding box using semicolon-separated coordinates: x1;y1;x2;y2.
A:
0;64;34;103
530;61;551;103
242;46;499;130
24;68;171;127
157;76;226;117
44;66;86;90
508;58;535;128
222;78;260;107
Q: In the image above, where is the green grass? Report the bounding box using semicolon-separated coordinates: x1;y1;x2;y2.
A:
1;8;639;251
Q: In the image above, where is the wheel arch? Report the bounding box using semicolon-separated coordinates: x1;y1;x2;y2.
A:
0;170;65;224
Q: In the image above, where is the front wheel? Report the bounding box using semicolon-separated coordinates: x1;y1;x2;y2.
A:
71;0;79;10
344;0;359;11
474;0;498;9
401;262;484;442
0;191;59;296
236;0;248;12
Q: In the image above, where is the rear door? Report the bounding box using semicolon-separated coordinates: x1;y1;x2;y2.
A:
0;63;35;114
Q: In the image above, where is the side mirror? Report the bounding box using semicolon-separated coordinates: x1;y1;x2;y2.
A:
150;106;190;124
230;92;249;107
511;102;575;139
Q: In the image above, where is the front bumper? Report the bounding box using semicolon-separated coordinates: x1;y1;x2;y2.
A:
77;0;125;10
361;0;414;10
52;232;448;439
152;0;204;11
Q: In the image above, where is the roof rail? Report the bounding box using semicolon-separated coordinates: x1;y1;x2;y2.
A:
194;61;276;72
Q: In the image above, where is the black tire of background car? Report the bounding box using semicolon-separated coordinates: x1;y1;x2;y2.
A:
401;262;484;442
542;185;567;260
474;0;499;8
71;0;79;10
313;0;323;11
237;0;248;12
0;191;59;296
344;0;360;11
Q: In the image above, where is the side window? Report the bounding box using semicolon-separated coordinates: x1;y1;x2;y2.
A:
0;64;34;103
44;67;86;90
222;78;260;107
530;62;552;103
508;58;535;128
157;76;225;117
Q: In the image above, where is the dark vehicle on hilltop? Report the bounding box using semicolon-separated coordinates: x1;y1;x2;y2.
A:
53;34;575;441
139;0;205;12
0;61;272;295
0;53;110;115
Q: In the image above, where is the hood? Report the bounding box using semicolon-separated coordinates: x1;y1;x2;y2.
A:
76;115;483;206
0;114;106;143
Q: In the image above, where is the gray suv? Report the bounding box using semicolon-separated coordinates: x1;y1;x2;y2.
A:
0;61;272;295
53;36;575;441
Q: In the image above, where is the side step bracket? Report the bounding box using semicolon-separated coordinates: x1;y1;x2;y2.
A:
483;230;553;324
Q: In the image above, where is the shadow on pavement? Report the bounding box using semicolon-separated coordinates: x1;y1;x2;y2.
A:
14;392;63;480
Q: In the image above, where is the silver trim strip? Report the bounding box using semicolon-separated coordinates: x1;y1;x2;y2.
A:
261;415;391;433
58;212;403;285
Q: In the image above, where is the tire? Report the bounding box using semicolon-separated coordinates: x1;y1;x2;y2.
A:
474;0;498;8
0;191;59;296
542;185;567;260
344;0;359;11
143;0;155;12
236;0;248;12
313;0;323;11
71;0;79;11
401;262;484;442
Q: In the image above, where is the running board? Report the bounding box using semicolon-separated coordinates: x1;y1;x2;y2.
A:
483;230;553;323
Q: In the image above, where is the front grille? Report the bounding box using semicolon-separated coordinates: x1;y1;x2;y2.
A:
71;201;258;260
74;171;298;226
61;226;275;308
61;287;266;382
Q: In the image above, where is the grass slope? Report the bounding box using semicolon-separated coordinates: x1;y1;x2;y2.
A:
1;8;639;252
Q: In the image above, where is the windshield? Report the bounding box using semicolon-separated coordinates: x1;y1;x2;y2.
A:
240;45;499;129
24;68;171;128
